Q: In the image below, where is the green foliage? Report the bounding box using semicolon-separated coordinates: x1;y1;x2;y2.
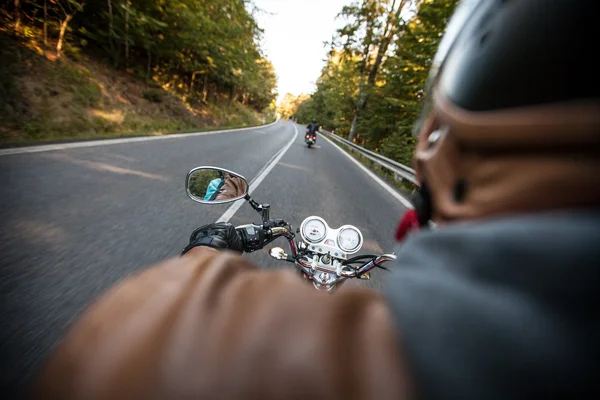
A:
188;170;220;199
3;0;277;113
296;0;458;165
296;51;358;130
277;93;310;119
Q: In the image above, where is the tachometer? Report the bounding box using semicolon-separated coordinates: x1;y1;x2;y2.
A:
302;218;327;243
337;226;363;253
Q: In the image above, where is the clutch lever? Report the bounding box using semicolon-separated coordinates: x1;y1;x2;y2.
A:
354;253;397;276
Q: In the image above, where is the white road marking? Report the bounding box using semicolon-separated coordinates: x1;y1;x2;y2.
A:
0;120;279;156
321;134;414;209
216;124;299;223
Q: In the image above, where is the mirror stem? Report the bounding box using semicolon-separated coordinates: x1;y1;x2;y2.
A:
244;195;270;223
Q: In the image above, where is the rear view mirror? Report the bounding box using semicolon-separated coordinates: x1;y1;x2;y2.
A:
186;167;249;204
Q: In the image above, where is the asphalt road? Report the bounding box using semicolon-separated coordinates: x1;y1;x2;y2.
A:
0;120;409;396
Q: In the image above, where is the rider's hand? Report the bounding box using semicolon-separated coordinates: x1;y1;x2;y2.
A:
181;222;244;255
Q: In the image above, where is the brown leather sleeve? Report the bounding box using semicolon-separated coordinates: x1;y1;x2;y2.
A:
33;247;414;400
215;175;248;200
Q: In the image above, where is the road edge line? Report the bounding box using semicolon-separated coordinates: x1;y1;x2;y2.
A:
320;133;414;209
0;119;280;156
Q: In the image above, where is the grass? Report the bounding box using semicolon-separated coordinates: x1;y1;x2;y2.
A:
0;30;272;146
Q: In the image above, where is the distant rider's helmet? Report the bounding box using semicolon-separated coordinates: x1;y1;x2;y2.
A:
412;0;599;223
312;119;317;124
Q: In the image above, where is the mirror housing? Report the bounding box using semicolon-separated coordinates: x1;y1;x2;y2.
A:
186;166;249;204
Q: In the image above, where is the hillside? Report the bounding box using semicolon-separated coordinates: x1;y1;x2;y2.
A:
0;32;272;146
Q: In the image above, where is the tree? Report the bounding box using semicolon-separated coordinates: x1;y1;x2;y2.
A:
55;0;84;58
0;0;277;113
14;0;21;33
295;0;458;164
337;0;413;141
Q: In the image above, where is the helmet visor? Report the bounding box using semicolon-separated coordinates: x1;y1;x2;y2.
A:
412;0;486;137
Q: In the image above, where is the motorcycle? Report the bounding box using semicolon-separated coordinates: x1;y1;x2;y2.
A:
305;132;316;148
186;166;397;291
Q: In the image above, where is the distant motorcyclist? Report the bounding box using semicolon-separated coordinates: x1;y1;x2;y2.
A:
306;119;319;141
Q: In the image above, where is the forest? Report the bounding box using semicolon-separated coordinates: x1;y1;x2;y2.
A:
282;0;458;166
0;0;277;142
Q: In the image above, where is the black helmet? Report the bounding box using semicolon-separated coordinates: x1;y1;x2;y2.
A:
412;0;599;222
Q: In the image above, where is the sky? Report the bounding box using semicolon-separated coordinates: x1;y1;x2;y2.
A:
253;0;350;104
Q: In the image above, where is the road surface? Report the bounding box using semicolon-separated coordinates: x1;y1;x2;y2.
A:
0;120;409;396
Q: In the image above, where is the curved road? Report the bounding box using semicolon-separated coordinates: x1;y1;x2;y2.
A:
0;120;409;396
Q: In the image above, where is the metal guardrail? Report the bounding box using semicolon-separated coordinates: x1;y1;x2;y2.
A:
319;129;419;186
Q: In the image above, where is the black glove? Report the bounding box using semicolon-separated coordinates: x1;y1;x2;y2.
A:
181;222;244;255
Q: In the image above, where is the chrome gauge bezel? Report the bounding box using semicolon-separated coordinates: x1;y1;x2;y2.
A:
336;225;363;254
300;216;328;244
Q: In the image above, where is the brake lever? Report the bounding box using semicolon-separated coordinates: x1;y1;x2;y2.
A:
354;253;396;276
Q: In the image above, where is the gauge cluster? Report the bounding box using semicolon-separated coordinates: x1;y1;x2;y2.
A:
299;216;363;255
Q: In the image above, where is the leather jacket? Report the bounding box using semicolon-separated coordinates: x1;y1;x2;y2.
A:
33;247;412;399
214;174;248;201
306;123;319;135
33;212;599;399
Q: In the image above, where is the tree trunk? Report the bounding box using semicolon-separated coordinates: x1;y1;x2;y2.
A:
43;0;48;48
56;14;73;58
368;0;406;86
107;0;115;63
349;0;408;142
349;94;367;141
124;2;130;68
202;74;208;102
14;0;20;33
348;3;374;142
190;71;200;94
348;66;369;141
146;50;152;81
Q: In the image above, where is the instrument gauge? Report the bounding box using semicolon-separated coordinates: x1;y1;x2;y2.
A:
337;226;363;253
301;218;327;243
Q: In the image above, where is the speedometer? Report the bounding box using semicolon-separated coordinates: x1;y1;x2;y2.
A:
337;226;363;253
302;218;327;243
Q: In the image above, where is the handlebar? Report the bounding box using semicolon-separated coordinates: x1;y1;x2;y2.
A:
237;221;396;279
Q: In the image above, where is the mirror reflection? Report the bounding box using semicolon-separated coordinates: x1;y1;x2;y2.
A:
187;167;248;204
